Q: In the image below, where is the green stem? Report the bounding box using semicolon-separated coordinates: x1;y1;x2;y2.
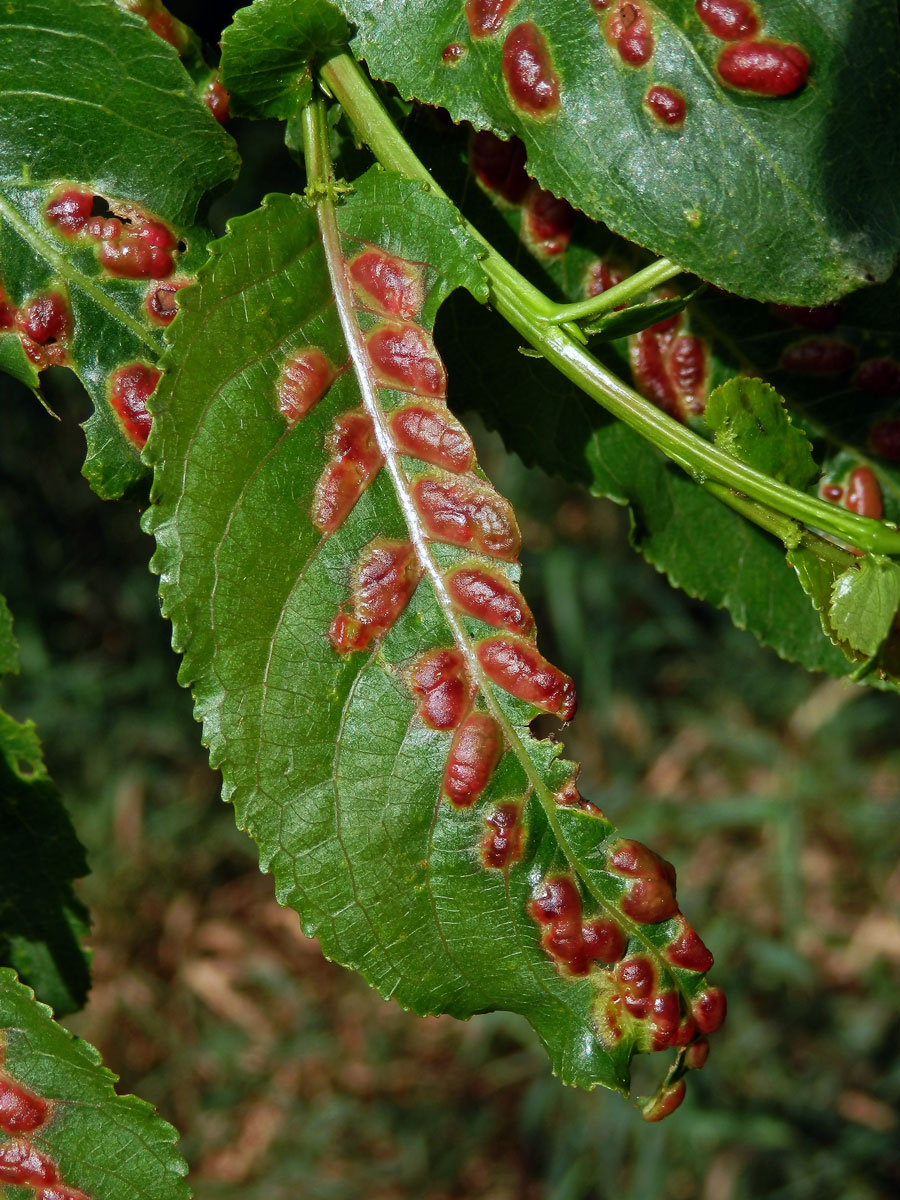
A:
320;53;900;557
702;482;857;571
538;258;683;325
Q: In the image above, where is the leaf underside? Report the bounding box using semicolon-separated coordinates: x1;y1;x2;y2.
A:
146;171;722;1109
0;968;189;1198
335;0;900;304
0;0;238;497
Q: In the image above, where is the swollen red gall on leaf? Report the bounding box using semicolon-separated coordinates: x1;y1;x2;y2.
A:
278;348;339;424
781;337;856;375
668;334;709;410
470;132;531;205
443;712;503;807
353;540;420;627
522;187;576;256
717;39;810;96
555;774;606;816
606;2;654;68
855;358;900;396
615;955;656;1017
389;404;475;473
692;984;727;1033
477;635;577;719
607;838;674;880
109;363;160;449
581;917;627;963
621;877;679;923
481;801;523;869
607;838;678;923
412;477;522;559
666;922;715;973
329;540;420;653
631;329;682;419
120;0;185;51
0;1073;49;1132
367;323;447;396
37;1188;91;1200
684;1038;710;1069
446;565;534;634
0;1138;59;1185
501;23;561;117
312;411;384;533
349;247;425;321
771;303;841;332
529;875;588;974
17;292;69;345
45;189;94;236
648;991;682;1049
586;258;628;298
465;0;521;39
694;0;758;40
98;233;174;279
644;85;686;127
203;76;230;123
821;482;844;503
641;1079;686;1121
844;466;883;519
442;42;466;65
145;279;187;325
410;648;471;729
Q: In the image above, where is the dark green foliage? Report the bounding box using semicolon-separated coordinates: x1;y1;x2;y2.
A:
0;600;90;1014
0;0;237;496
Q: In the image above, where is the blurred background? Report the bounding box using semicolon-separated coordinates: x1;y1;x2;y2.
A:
2;1;900;1195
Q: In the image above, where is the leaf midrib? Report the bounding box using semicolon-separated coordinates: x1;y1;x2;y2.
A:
312;182;675;974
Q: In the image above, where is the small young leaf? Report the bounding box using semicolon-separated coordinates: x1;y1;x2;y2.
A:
221;0;350;120
0;0;238;497
584;288;703;341
146;170;723;1111
0;968;189;1198
829;557;900;657
0;600;90;1015
706;377;817;489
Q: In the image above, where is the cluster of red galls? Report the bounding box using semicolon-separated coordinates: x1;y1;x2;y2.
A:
528;838;726;1120
45;190;178;282
0;1069;89;1199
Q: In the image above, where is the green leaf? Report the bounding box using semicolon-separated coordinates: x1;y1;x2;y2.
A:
221;0;350;120
334;0;900;303
0;968;189;1198
829;557;900;657
0;599;90;1015
706;376;817;489
0;0;238;497
145;170;723;1110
